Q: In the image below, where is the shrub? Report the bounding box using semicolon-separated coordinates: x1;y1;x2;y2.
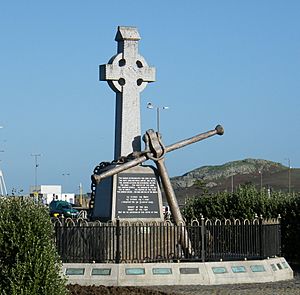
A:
182;184;300;263
183;184;289;220
0;197;67;295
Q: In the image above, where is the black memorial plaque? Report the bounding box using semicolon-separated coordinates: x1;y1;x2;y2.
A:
116;173;160;218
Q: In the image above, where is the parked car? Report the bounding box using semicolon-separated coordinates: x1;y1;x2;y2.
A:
49;200;79;218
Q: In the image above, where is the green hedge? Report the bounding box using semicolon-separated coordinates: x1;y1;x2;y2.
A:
182;184;300;263
0;197;67;295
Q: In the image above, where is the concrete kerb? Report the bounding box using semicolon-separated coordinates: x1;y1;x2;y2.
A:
62;257;293;286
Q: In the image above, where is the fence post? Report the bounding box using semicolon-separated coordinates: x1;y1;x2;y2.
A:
259;214;264;258
115;218;121;264
201;214;205;262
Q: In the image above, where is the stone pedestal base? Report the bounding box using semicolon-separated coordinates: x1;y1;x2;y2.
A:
62;257;293;286
91;165;164;222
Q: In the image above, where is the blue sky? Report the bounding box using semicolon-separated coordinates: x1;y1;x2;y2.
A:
0;1;299;194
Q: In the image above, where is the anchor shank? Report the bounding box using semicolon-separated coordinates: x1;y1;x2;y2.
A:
155;158;184;225
155;158;192;254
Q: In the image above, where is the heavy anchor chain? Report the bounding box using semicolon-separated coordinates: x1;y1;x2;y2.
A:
90;158;131;210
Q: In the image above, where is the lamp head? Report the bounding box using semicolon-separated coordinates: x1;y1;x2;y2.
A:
147;102;154;109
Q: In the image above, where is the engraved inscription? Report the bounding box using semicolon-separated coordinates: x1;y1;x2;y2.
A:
116;173;160;218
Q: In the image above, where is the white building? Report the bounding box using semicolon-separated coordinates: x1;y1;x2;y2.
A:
30;185;75;205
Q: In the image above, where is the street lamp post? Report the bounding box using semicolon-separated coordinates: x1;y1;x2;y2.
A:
62;173;70;194
147;102;169;133
31;154;41;192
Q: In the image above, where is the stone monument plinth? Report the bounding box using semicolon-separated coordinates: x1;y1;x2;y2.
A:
92;165;163;222
90;26;163;222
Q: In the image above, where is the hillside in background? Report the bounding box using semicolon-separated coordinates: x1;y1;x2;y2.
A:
171;159;300;204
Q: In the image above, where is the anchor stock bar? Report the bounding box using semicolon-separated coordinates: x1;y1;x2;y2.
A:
165;124;224;153
92;156;147;183
92;125;224;184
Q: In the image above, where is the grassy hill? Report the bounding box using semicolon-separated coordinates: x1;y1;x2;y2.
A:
171;159;300;204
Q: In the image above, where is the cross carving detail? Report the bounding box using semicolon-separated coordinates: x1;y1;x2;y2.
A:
100;26;156;159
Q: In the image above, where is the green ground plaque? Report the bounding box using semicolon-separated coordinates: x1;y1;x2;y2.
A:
282;262;289;269
66;268;85;275
212;267;227;274
250;265;266;272
92;268;111;275
152;268;172;275
179;268;199;274
231;266;246;273
125;268;145;275
271;264;277;271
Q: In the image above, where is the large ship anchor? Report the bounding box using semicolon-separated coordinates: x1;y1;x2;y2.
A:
92;125;224;227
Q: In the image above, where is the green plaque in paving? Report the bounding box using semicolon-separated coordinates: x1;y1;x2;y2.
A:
92;268;111;276
250;265;266;272
271;264;277;271
125;268;145;275
212;267;227;274
282;261;289;269
65;268;85;275
152;268;172;275
231;266;246;273
179;268;199;274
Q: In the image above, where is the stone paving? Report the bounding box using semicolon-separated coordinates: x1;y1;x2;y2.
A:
145;272;300;295
67;271;300;294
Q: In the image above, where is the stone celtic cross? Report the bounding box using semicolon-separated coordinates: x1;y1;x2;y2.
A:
100;26;156;159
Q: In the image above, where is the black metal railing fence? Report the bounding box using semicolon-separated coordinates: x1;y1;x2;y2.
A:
53;216;281;263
